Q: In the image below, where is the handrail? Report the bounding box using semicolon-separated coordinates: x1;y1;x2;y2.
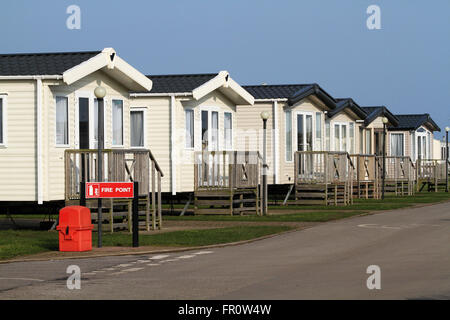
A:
194;150;261;190
148;149;164;177
66;148;164;177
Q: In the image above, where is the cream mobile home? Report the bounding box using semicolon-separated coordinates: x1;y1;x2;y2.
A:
0;48;155;205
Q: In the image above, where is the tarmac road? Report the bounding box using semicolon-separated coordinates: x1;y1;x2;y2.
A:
0;201;449;300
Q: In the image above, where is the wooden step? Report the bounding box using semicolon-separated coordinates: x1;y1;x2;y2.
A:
233;207;257;213
195;199;231;206
195;208;232;215
233;198;256;204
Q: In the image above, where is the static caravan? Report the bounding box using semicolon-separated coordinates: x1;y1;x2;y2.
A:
388;114;440;161
129;72;255;196
389;114;444;192
237;85;368;186
359;106;399;156
0;48;160;206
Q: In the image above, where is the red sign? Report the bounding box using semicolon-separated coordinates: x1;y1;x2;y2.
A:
85;182;134;199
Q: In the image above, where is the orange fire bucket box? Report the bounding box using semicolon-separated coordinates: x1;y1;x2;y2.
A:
56;206;94;252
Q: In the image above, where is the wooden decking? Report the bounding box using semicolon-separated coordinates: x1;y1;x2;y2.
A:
194;151;261;215
65;149;164;231
293;151;355;206
416;159;449;192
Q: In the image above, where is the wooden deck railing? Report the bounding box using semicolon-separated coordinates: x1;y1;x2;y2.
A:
350;154;378;183
65;149;164;200
294;151;355;184
416;159;449;181
376;156;415;182
194;151;261;191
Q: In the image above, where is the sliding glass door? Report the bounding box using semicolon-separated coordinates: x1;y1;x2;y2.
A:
78;97;90;149
201;109;219;151
296;113;313;151
333;123;348;152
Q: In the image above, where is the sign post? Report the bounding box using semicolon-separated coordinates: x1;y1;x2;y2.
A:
83;181;139;247
132;182;139;247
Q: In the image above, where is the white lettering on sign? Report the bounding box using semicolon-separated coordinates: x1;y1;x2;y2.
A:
116;187;131;192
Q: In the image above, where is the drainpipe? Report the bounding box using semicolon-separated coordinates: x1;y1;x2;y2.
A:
170;95;177;195
36;78;43;204
273;101;279;184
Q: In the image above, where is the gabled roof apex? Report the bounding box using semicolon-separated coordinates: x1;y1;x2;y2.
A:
391;113;440;132
192;71;254;105
62;48;152;91
328;98;367;120
361;106;399;127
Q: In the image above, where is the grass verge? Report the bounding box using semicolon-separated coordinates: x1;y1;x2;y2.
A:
0;226;292;261
164;210;367;222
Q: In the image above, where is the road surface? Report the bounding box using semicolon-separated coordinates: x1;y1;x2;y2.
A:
0;201;449;299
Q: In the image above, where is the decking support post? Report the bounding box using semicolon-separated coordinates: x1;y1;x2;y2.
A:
152;161;156;230
146;194;150;231
158;172;162;229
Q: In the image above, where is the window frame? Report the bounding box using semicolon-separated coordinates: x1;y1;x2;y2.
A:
389;132;405;157
0;95;7;147
130;107;146;148
285;109;293;162
295;111;315;152
365;129;372;154
55;95;70;147
111;98;125;147
331;121;350;152
223;111;233;150
199;106;221;151
415;127;429;160
315;112;322;151
184;108;195;150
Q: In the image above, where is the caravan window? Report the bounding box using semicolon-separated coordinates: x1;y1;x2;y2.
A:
56;96;68;146
285;110;292;161
390;133;404;156
224;112;232;149
0;97;4;145
112;99;124;146
130;110;144;147
185;109;194;149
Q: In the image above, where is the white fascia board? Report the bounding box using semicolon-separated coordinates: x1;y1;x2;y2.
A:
225;77;254;105
63;52;109;85
192;71;254;105
192;71;227;100
130;92;192;98
62;48;152;91
255;98;288;102
0;75;62;80
113;55;153;91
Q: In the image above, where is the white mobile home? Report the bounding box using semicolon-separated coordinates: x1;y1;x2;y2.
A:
388;114;440;161
237;85;368;185
130;71;254;194
0;48;153;204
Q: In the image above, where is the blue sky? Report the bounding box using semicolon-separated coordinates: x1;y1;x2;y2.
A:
1;0;449;137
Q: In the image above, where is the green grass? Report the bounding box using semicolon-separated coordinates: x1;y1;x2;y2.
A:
166;191;450;222
164;210;367;222
0;226;292;261
99;225;292;247
0;230;59;260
